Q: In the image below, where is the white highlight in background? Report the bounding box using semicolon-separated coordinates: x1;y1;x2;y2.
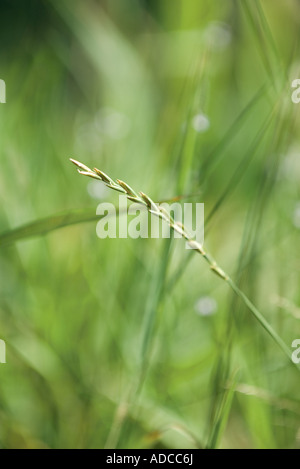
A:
291;79;300;104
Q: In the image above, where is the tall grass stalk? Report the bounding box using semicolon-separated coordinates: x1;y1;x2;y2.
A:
70;158;299;371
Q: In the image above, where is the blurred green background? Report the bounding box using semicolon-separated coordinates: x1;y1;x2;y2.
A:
1;0;300;449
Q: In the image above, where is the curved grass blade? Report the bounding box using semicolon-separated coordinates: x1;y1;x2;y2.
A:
0;209;106;247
